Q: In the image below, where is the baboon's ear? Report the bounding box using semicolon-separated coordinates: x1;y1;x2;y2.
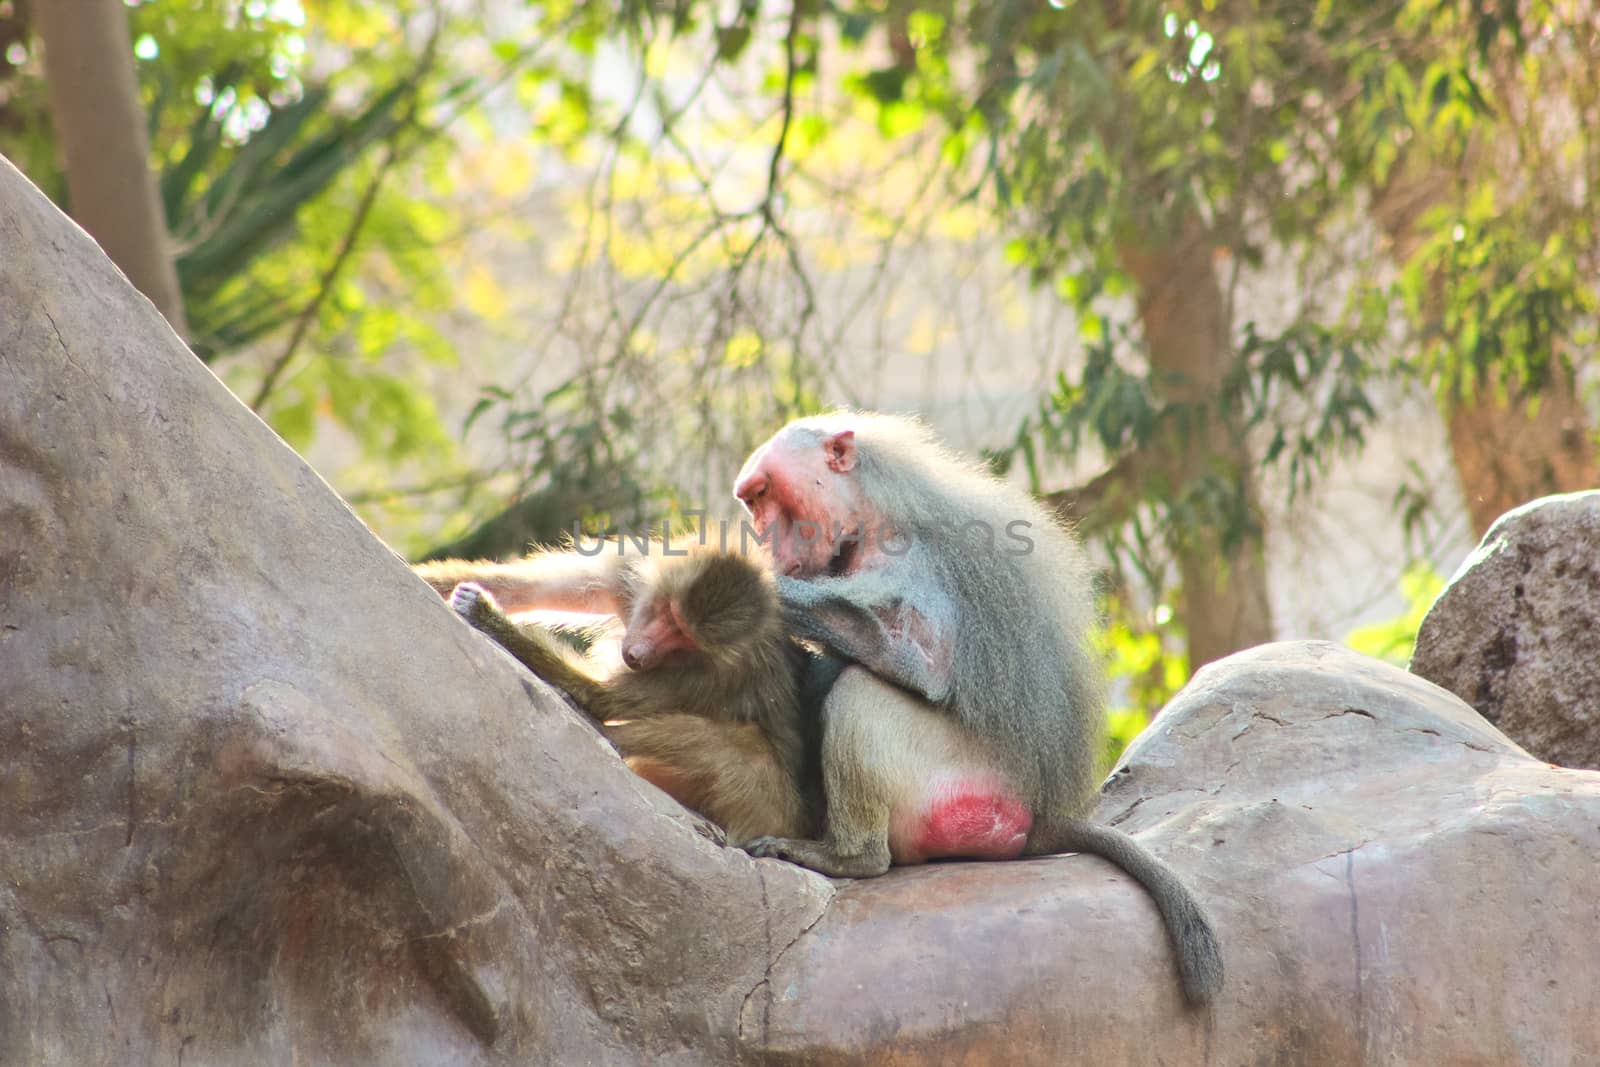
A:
824;430;856;473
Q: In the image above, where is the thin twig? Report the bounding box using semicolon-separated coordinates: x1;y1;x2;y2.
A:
344;472;491;504
249;146;398;410
249;16;445;410
763;1;803;214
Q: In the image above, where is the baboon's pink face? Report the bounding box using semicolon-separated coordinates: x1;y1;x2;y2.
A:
620;597;694;671
734;428;863;578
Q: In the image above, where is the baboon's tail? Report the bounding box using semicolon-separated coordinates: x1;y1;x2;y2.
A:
1040;819;1223;1006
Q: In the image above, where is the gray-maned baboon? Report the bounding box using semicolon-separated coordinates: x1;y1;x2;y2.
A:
418;548;826;846
733;411;1224;1006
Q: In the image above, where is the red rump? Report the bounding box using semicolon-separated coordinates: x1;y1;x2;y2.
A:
904;786;1031;862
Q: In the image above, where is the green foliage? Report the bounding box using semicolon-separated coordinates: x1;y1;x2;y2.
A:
1096;594;1188;770
1002;316;1379;566
1400;191;1595;401
1345;562;1447;667
432;376;673;557
170;80;419;357
1;0;644;544
2;1;465;469
1232;323;1380;502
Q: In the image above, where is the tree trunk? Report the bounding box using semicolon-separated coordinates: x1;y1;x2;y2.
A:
1374;161;1599;538
34;0;188;339
1119;219;1276;668
1443;381;1598;537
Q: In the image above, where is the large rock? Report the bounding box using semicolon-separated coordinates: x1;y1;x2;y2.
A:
1411;492;1600;770
4;153;1600;1064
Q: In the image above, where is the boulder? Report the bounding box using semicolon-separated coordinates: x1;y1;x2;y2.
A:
3;153;1599;1064
1411;492;1600;770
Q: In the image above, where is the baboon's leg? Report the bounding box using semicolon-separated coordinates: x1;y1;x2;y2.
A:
609;716;811;844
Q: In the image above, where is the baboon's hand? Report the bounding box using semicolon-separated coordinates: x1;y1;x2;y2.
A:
690;814;728;848
449;581;501;626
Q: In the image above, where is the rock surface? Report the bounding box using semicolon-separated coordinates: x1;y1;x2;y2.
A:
4;154;1600;1064
1411;491;1600;771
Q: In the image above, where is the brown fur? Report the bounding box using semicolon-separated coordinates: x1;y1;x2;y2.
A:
420;548;815;845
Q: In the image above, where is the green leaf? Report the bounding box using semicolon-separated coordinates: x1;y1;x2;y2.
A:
716;24;752;61
837;11;874;44
855;67;907;104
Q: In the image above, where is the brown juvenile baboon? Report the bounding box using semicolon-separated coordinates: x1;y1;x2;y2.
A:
418;548;824;846
733;411;1224;1006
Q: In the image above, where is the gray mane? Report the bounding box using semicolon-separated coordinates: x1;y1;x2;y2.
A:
784;411;1106;816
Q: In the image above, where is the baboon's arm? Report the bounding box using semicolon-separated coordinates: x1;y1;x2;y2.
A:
448;584;615;718
777;570;954;704
415;551;625;615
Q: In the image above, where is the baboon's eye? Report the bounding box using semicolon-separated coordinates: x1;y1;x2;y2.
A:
736;473;769;506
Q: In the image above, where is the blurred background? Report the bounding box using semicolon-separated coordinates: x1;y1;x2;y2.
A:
5;0;1594;756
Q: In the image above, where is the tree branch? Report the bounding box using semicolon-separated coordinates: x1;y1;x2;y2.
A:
1043;449;1165;539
